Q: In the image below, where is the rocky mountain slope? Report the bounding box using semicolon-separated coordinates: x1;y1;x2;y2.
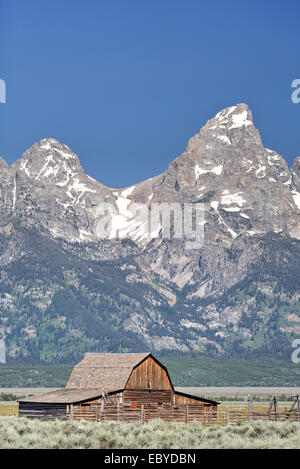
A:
0;103;300;363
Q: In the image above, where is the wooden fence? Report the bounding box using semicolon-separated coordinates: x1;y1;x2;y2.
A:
68;403;300;425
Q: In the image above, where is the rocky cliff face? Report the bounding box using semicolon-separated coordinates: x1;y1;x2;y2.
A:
0;103;299;362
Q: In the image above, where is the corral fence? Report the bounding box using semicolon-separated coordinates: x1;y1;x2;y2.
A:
67;402;300;426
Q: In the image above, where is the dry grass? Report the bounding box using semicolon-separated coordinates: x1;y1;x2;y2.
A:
0;404;18;416
1;416;300;449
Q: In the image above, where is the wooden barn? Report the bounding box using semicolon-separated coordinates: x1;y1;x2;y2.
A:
19;353;219;423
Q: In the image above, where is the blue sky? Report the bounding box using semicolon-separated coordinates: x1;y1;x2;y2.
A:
1;0;300;187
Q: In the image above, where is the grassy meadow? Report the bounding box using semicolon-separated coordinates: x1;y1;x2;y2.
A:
0;416;300;449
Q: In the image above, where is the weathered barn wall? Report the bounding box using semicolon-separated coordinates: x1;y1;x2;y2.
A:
19;402;67;420
125;356;172;390
123;389;173;405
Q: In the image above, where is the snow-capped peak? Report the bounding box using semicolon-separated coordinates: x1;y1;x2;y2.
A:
14;138;81;181
203;103;254;134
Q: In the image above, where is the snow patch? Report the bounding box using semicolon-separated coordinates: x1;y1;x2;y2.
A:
40;142;51;150
12;177;16;212
121;186;135;198
79;229;93;240
180;319;206;331
54;148;75;160
217;135;231;145
19;159;31;177
215;106;236;122
222;207;241;212
267;151;281;166
220;192;246;207
56;166;76;187
67;178;97;203
229;111;252;129
35;155;54;180
247;231;261;236
284;178;292;186
292;191;300;209
211;200;237;238
195;164;223;179
255;165;266;178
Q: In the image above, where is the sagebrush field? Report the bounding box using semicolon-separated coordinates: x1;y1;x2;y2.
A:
1;416;300;449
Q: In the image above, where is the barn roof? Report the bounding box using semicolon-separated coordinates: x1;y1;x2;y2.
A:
66;352;152;391
174;390;219;406
18;388;104;404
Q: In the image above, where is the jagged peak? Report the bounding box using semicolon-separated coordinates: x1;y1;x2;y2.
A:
291;156;300;178
291;157;300;192
34;138;78;161
39;137;60;145
0;156;8;169
292;156;300;167
183;103;261;157
15;138;79;163
12;138;82;182
202;103;254;132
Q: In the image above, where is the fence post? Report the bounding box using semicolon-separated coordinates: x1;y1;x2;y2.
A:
96;405;99;422
69;404;73;420
117;394;120;422
207;406;211;424
268;397;273;421
141;405;144;423
273;397;278;421
248;397;253;421
226;407;229;426
185;405;188;424
100;390;105;422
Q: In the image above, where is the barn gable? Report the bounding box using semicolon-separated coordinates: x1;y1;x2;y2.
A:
125;355;173;391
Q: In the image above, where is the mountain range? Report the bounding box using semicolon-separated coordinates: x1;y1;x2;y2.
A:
0;103;300;363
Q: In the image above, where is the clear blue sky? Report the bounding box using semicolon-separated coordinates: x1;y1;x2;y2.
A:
1;0;300;187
